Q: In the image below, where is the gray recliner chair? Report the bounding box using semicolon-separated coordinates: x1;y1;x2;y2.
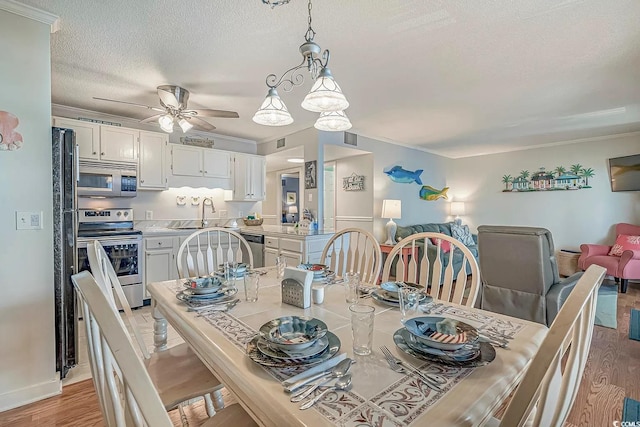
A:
477;225;583;326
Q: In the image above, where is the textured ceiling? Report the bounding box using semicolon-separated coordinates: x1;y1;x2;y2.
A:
18;0;640;158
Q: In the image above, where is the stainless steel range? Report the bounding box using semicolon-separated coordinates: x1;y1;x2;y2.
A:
76;208;143;308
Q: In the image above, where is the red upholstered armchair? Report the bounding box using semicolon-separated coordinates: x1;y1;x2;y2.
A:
578;223;640;293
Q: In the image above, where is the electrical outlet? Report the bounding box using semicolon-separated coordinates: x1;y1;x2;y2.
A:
308;193;313;202
16;211;43;230
145;210;153;220
238;210;243;218
219;210;228;218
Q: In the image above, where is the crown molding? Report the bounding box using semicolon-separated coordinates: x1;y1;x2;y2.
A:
0;0;59;32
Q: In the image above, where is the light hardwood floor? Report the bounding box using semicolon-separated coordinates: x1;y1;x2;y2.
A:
0;282;638;426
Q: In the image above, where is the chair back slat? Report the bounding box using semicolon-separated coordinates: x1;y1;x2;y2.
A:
499;265;605;427
177;228;254;278
380;232;480;307
72;271;174;427
320;228;382;284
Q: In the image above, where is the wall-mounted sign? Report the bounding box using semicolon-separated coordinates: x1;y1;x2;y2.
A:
501;165;594;192
342;172;365;191
0;111;23;151
180;136;214;148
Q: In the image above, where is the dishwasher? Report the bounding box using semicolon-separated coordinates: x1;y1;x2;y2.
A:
241;232;264;268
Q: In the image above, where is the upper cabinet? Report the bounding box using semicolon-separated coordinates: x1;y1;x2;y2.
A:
53;117;138;164
170;144;231;178
138;131;168;190
229;153;266;201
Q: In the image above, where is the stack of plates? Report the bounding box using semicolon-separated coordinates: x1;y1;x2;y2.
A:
371;282;431;307
214;263;248;279
297;264;335;282
247;316;341;367
393;316;494;367
176;277;238;308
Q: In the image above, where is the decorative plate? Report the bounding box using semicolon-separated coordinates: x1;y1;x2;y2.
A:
183;276;223;294
370;289;430;307
259;316;328;351
401;329;479;362
380;281;425;294
176;288;238;305
256;335;329;360
393;328;495;367
246;331;340;368
403;316;479;350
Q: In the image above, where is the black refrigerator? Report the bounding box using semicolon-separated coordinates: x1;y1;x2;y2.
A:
52;126;78;378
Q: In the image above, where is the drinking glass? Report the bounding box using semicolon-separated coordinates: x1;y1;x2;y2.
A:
222;261;231;285
398;286;420;323
350;304;375;355
243;270;260;302
344;272;360;303
275;256;286;279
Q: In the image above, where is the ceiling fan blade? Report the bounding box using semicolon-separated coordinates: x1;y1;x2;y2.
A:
189;116;216;131
140;114;164;124
190;109;239;119
93;97;164;112
157;87;181;108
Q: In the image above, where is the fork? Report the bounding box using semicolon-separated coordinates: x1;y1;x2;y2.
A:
379;346;443;392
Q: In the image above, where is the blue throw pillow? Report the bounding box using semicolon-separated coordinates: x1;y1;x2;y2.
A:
451;223;475;246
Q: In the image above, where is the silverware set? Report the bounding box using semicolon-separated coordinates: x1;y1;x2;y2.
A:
191;298;239;315
285;358;355;409
380;346;444;392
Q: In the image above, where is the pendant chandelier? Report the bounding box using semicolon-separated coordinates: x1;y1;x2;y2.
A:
253;0;352;131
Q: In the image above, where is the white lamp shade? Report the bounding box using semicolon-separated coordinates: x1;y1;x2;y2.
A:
301;69;349;113
314;110;352;131
288;205;298;214
178;118;193;132
158;114;174;133
381;199;401;219
253;88;294;126
450;201;466;216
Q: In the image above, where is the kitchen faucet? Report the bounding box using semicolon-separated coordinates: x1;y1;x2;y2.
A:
201;197;216;228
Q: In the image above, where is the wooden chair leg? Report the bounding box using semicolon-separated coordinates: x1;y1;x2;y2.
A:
621;279;628;293
204;394;216;417
615;277;620;283
212;389;225;411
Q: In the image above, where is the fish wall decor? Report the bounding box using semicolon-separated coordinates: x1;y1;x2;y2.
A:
419;185;449;201
384;166;423;185
0;111;23;151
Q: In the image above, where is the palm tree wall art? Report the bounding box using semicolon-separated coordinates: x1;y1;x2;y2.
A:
501;164;594;192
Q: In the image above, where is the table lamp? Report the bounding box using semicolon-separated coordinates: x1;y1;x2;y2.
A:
381;199;401;245
450;201;465;224
288;205;298;222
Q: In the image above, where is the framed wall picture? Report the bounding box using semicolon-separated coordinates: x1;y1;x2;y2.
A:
305;160;317;189
286;192;297;204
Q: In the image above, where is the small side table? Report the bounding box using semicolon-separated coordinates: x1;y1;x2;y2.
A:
380;243;417;282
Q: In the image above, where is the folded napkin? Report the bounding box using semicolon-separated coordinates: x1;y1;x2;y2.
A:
281;353;347;387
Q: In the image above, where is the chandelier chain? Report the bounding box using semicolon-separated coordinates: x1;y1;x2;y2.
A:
305;0;316;42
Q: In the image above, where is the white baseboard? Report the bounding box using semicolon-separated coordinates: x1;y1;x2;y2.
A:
0;377;61;412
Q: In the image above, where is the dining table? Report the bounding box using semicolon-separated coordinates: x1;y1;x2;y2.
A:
147;269;548;427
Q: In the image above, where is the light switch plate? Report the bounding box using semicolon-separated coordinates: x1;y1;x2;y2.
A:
16;211;43;230
145;210;153;220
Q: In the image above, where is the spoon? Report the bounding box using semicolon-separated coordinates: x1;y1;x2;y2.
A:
299;374;352;410
289;358;353;401
285;357;353;394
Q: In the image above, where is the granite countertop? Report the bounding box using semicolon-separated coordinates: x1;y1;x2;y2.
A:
136;221;334;238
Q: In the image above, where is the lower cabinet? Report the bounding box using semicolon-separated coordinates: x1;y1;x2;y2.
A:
262;233;333;268
143;236;178;299
264;247;279;267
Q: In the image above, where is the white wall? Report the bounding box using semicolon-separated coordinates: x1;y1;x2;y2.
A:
0;10;59;410
450;133;640;250
334;154;374;232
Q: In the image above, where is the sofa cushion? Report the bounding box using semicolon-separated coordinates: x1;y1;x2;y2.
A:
430;237;451;253
451;223;475;246
396;223;453;241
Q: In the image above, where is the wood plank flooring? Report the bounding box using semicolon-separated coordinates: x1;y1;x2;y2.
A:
0;281;638;426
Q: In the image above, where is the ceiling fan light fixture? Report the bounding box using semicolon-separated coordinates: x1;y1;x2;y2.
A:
178;118;194;132
301;68;349;113
158;114;174;133
252;88;294;126
314;110;352;131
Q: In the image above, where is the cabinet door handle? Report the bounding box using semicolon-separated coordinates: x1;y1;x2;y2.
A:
204;170;208;174
101;152;105;156
141;179;145;183
92;151;97;155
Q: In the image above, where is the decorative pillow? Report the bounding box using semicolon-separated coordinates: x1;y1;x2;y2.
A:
608;234;640;256
450;223;475;246
429;237;451;253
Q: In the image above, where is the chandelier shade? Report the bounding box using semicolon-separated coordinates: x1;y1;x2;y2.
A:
178;118;193;132
301;68;349;113
158;114;174;133
252;88;294;126
255;0;350;131
314;110;352;131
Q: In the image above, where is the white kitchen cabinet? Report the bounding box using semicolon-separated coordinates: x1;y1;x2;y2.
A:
143;236;178;298
264;247;279;267
53;118;100;160
229;153;266;201
170;144;231;179
280;250;303;267
100;126;138;163
53;117;138;163
138;131;168;190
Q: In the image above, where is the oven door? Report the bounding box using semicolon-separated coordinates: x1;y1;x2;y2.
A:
77;236;142;285
78;165;121;197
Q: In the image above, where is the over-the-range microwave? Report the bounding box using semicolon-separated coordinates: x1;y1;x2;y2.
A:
78;160;137;198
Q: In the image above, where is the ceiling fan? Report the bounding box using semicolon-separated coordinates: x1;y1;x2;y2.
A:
93;85;239;133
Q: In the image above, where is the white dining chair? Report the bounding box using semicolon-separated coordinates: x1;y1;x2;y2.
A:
380;232;480;307
71;270;258;427
487;264;606;427
320;227;383;285
176;228;253;278
87;240;224;417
